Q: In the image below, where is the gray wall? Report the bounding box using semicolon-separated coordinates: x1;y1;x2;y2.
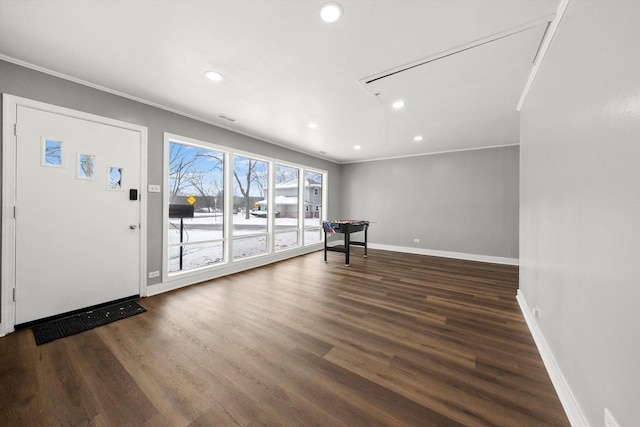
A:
519;1;640;424
0;60;342;286
340;146;519;259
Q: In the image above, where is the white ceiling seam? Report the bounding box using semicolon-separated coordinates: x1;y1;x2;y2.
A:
517;0;571;111
359;16;555;95
363;22;550;108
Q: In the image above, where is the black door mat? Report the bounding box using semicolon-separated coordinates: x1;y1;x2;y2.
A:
32;300;146;345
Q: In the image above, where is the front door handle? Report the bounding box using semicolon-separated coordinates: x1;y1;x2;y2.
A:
129;224;138;230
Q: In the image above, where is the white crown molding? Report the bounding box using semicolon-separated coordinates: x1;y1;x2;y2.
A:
340;143;520;165
0;54;340;164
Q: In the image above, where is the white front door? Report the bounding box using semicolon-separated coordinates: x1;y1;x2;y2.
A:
14;105;143;325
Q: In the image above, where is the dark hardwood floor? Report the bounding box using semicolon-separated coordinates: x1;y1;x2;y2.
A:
0;249;569;426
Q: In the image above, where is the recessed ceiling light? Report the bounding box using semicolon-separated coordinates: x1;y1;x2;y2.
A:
320;3;343;23
354;145;361;150
308;122;318;129
392;100;405;110
414;135;424;142
205;70;223;81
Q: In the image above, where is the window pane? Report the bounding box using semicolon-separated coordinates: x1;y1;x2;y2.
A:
233;235;267;260
233;155;268;236
169;217;223;244
305;228;322;244
275;230;299;251
168;141;224;273
304;171;322;227
168;242;224;273
274;165;299;251
168;142;224;239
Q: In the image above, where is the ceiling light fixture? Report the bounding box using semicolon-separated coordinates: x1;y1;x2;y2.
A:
205;70;223;81
414;135;424;142
392;100;405;110
308;122;318;129
320;3;343;23
354;145;361;150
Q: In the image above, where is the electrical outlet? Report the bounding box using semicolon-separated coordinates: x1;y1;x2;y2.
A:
533;307;540;318
413;238;420;243
605;408;620;427
148;270;160;279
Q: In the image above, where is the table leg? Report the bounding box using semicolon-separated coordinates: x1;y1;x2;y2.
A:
364;225;368;258
345;230;350;266
324;229;328;262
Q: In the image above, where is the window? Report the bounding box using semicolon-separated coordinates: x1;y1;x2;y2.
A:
274;164;300;251
233;155;268;260
304;170;323;244
168;141;224;273
164;133;327;278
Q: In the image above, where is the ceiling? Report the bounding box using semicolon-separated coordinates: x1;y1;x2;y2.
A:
0;0;560;163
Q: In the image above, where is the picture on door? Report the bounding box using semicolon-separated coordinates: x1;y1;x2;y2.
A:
42;138;63;167
77;153;96;180
108;166;123;190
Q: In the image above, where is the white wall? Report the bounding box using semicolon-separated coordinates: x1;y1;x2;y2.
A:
519;1;640;425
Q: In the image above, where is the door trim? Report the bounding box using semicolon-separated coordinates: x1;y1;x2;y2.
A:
1;94;148;336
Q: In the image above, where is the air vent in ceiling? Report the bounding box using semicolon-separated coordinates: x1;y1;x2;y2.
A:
217;114;237;123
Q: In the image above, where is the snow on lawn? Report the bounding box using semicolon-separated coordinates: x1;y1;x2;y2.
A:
168;212;323;273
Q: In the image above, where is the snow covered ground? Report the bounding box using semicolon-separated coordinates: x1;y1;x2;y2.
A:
168;212;323;273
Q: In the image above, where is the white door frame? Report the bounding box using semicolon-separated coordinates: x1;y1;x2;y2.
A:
1;94;148;336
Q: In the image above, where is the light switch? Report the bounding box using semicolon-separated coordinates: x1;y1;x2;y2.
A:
148;184;161;193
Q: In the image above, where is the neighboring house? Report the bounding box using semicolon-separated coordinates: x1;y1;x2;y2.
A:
254;177;322;218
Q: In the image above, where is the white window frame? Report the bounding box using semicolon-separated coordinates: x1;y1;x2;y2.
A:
231;152;271;261
161;132;327;289
303;168;326;246
273;162;302;252
164;134;227;275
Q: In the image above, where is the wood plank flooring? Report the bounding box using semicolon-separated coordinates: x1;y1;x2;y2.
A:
0;249;570;426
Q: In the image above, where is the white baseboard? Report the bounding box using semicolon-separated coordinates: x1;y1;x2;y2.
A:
367;243;519;266
516;290;590;427
147;244;324;297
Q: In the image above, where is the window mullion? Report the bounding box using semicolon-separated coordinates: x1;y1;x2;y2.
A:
267;160;275;253
224;150;232;263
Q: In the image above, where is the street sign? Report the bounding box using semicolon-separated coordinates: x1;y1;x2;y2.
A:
187;195;196;205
